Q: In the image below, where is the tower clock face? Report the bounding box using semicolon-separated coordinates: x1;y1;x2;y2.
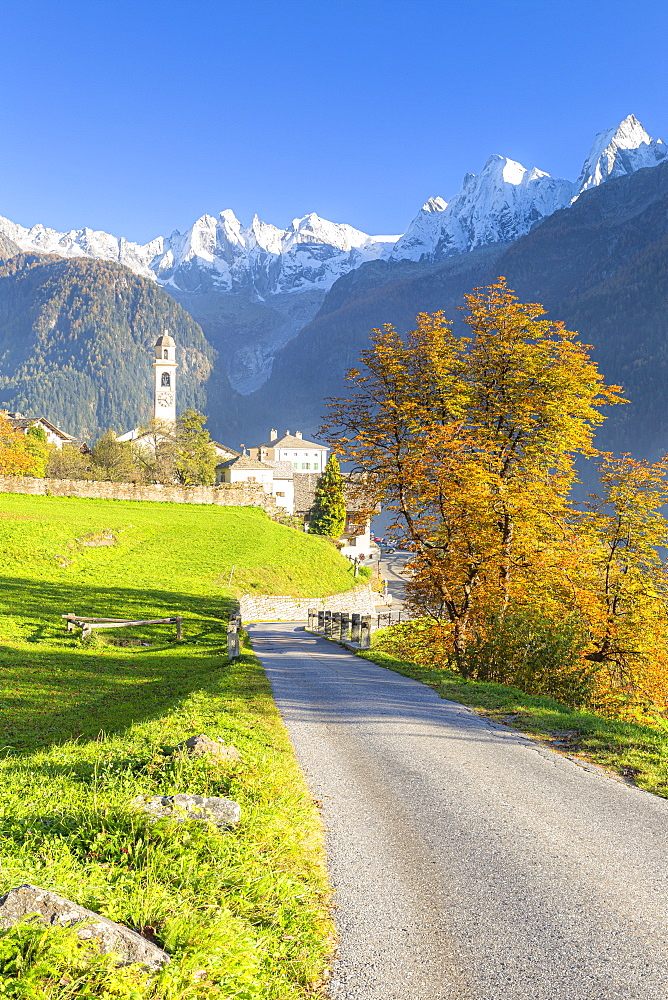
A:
157;392;174;407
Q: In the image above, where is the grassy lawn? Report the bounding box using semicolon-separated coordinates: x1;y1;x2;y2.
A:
0;493;344;997
360;646;668;799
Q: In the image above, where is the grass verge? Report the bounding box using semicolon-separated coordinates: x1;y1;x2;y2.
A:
0;631;334;998
0;493;340;997
359;646;668;798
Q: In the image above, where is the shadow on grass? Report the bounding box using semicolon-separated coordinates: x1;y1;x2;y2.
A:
0;574;246;754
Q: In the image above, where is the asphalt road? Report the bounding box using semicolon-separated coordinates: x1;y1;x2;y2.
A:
379;551;411;611
250;621;668;1000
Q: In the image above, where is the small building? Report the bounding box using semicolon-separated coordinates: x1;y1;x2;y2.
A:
2;411;79;450
263;460;295;514
216;454;295;514
252;429;328;473
216;454;275;491
211;441;240;462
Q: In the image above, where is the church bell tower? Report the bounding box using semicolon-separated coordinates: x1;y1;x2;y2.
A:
153;331;177;424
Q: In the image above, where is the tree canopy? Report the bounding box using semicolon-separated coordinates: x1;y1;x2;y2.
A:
326;280;668;717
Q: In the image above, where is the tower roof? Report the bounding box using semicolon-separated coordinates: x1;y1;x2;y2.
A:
155;332;176;348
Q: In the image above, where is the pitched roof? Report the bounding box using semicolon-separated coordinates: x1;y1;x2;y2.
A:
211;441;240;457
258;433;327;450
264;460;294;480
293;472;321;513
6;416;77;442
216;454;274;472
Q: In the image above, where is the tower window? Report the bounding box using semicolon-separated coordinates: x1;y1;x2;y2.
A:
163;349;168;359
161;372;171;387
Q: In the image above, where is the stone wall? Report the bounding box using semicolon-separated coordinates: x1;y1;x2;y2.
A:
239;585;378;622
0;475;277;511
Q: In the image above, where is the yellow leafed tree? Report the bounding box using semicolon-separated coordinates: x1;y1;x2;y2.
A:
326;279;625;674
0;413;43;476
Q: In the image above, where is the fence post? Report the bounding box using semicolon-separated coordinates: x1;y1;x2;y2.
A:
324;610;332;637
317;610;325;632
308;607;317;630
340;612;350;641
227;614;240;661
175;616;182;641
332;612;341;640
360;615;371;649
351;613;361;643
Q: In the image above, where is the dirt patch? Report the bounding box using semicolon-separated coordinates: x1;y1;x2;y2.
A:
77;530;116;547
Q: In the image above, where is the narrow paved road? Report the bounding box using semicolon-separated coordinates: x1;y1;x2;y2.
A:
379;551;411;611
250;622;668;1000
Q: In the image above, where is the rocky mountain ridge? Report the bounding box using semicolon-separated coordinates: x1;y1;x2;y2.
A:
1;115;664;298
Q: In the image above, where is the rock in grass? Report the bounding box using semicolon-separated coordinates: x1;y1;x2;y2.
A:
174;733;243;762
0;885;170;970
131;793;241;829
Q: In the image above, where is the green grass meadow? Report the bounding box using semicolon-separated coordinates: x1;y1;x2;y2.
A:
0;493;350;997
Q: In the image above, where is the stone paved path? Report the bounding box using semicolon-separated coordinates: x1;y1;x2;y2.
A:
250;621;668;1000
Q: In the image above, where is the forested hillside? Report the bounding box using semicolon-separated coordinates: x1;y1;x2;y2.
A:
0;255;216;440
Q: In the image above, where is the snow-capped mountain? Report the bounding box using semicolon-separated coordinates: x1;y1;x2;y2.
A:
574;114;668;198
0;209;397;297
393;115;668;263
0;114;665;294
392;157;573;261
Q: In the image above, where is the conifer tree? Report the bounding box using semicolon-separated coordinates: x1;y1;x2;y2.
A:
309;455;347;537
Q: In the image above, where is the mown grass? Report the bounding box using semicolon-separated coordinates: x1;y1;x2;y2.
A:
0;493;341;996
360;645;668;798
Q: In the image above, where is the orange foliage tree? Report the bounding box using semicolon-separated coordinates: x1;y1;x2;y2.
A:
326;280;625;674
579;453;668;713
0;413;42;476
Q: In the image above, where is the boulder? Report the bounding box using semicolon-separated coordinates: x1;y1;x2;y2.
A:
0;885;169;970
131;793;241;829
174;734;243;763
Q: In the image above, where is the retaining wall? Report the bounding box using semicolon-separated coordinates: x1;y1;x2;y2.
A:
0;475;277;511
239;585;378;622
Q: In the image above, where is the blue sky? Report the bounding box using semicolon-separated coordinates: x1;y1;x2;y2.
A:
2;0;667;242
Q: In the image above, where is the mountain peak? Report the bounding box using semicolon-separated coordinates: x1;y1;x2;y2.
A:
422;196;447;212
574;115;667;198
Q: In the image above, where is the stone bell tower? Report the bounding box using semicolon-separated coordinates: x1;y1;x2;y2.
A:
153;331;177;424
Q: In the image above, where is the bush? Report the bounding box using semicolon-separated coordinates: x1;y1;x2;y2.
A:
461;611;596;707
375;613;597;708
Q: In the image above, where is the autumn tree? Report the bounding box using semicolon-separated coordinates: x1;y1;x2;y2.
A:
0;414;42;476
133;410;217;485
326;280;624;669
581;453;668;713
309;455;347;538
46;444;92;480
90;430;141;482
25;425;49;477
133;420;179;484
